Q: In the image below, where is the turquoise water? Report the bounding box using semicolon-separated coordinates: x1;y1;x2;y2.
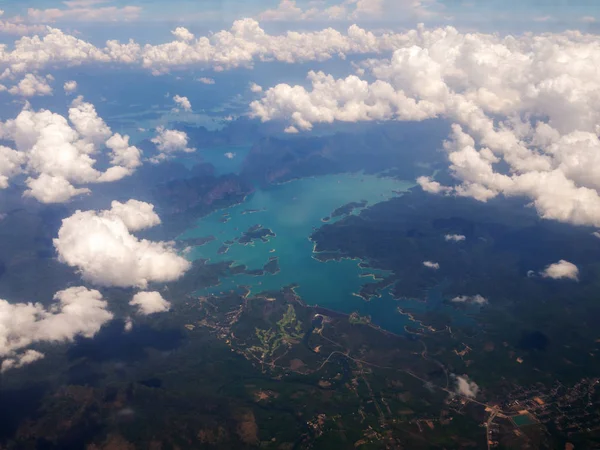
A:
179;172;475;335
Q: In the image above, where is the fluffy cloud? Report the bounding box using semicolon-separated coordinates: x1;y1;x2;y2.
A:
173;94;192;112
417;176;451;194
250;26;600;227
130;291;171;315
0;98;141;202
249;82;263;93
171;26;194;42
445;234;465;242
63;80;77;93
0;286;113;372
0;19;405;75
196;77;215;84
423;261;440;269
451;294;488;305
8;73;53;97
454;375;479;398
53;200;190;288
541;260;579;281
150;126;194;162
224;152;236;159
0;11;47;35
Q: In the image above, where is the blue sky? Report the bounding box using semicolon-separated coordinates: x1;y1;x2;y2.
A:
3;0;600;30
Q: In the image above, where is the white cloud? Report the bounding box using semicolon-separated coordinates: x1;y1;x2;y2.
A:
150;126;194;162
124;316;133;332
53;200;190;288
251;25;600;227
0;99;142;202
258;0;318;21
171;26;194;41
581;16;596;23
417;176;451;194
63;80;77;93
0;20;405;75
130;291;171;315
224;152;235;159
249;82;263;93
454;375;479;398
258;0;436;22
445;234;465;242
593;231;600;239
423;261;440;269
172;94;192;112
540;260;579;281
8;73;53;97
0;286;113;372
196;77;215;84
451;294;488;305
0;11;47;35
27;2;142;23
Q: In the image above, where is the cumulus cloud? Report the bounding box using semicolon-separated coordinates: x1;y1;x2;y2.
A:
53;200;190;288
417;176;451;194
249;82;263;93
445;234;465;242
172;94;192;112
63;80;77;93
423;261;440;269
451;294;488;305
540;260;579;281
171;26;194;41
130;291;171;315
196;77;215;84
250;26;600;227
0;19;408;75
224;152;235;159
150;126;194;162
0;98;142;202
454;375;479;398
8;73;53;97
0;286;113;372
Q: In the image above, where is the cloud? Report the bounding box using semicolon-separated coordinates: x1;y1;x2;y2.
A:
0;98;141;202
540;260;579;281
423;261;440;269
454;375;479;398
224;152;235;159
445;234;465;242
27;2;142;23
0;286;113;372
258;0;436;22
251;25;600;227
581;16;596;24
150;126;194;162
0;11;47;36
171;26;194;42
172;94;192;112
451;294;488;305
249;82;263;93
8;73;53;97
0;20;405;75
63;80;77;93
130;291;171;315
53;200;191;288
196;77;215;85
417;176;451;194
